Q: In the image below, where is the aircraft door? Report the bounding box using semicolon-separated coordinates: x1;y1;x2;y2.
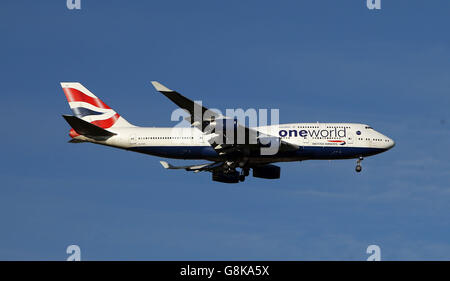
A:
347;132;354;144
130;134;137;145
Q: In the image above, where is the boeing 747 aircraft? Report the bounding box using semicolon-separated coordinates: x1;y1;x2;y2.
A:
61;82;395;183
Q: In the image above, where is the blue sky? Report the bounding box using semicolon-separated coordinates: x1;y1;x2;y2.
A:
0;0;449;260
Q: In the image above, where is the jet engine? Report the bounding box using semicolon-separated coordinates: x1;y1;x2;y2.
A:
252;165;280;179
212;170;240;183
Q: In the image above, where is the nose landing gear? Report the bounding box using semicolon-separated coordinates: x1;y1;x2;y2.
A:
355;157;363;173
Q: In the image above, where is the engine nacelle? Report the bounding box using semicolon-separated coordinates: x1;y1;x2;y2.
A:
212;171;240;184
253;165;280;179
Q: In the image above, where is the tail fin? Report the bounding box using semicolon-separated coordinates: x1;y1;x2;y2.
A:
60;82;134;137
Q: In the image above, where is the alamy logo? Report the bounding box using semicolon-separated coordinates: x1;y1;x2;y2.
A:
366;245;381;261
367;0;381;10
67;0;81;10
170;103;282;155
66;245;81;261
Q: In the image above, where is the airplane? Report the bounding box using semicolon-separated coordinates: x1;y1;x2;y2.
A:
61;81;395;183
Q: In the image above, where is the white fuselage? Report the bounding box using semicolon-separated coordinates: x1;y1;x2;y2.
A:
75;122;395;164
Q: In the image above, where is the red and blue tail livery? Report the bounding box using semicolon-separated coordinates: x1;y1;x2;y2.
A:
61;82;133;137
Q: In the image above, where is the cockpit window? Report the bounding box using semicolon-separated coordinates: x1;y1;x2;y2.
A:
365;126;373;129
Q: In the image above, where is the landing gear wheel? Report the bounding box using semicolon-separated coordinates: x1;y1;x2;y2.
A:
355;156;363;173
239;175;246;182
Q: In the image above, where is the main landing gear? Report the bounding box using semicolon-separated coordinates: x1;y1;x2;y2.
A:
355;157;363;173
239;168;250;182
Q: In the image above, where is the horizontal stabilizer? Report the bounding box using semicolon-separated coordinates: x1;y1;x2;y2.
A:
62;115;116;140
68;139;87;143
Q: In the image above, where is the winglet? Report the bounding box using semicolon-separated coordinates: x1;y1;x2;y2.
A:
151;81;173;92
159;161;171;169
159;160;221;171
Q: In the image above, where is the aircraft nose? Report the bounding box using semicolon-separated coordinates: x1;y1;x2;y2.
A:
388;138;395;149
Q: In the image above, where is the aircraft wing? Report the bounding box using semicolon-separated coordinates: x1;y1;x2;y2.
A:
151;81;298;156
151;81;219;128
159;161;224;172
